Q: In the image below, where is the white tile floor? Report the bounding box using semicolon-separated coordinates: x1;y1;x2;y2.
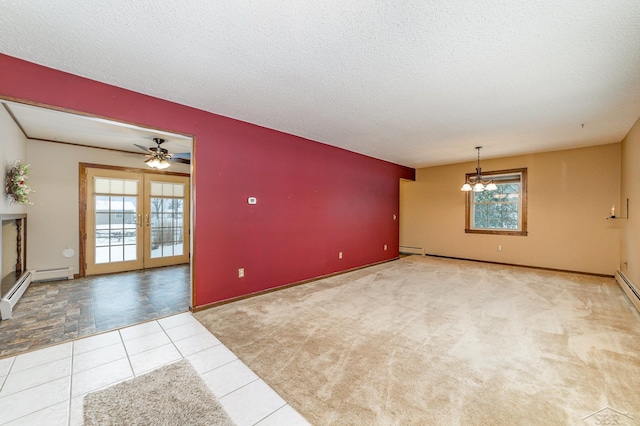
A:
0;312;310;426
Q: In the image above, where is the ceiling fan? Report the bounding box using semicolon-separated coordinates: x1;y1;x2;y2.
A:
134;137;191;169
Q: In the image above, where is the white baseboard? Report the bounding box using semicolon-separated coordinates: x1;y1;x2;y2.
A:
0;271;33;320
616;270;640;313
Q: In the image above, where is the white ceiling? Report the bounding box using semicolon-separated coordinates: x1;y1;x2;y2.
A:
2;101;192;155
1;1;639;168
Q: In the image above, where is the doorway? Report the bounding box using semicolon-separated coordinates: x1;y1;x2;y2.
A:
0;98;195;358
82;164;190;276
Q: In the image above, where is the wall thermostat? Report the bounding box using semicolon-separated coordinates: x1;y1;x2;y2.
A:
248;197;257;205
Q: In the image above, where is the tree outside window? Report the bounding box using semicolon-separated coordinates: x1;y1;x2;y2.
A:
465;168;527;236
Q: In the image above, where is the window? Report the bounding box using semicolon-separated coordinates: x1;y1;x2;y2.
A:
465;168;527;236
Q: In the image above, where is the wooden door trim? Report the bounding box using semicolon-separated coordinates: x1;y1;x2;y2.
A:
78;163;189;277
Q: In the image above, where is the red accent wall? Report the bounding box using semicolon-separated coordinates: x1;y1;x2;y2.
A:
0;54;415;306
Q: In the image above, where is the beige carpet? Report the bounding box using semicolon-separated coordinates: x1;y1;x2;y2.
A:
195;256;640;425
83;359;234;426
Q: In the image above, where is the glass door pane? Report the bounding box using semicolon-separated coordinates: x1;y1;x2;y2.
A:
94;194;138;263
144;175;190;268
149;182;185;259
86;170;143;276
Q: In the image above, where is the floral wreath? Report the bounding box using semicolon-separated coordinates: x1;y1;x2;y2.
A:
5;160;33;205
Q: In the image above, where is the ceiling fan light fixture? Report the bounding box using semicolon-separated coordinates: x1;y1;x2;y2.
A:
142;138;174;169
145;155;172;169
156;159;171;169
135;137;190;168
145;157;160;168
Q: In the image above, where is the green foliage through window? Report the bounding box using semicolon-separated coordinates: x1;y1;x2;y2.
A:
472;183;520;229
465;168;527;236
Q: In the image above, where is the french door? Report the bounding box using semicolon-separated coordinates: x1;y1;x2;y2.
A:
85;167;190;276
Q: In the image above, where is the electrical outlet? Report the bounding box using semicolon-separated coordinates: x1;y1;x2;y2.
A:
238;268;244;278
339;252;343;259
384;244;387;250
497;245;502;252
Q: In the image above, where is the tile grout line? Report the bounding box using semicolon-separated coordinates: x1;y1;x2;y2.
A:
216;376;260;400
161;321;185;367
250;402;289;426
196;356;239;378
67;341;76;426
119;327;137;377
219;376;264;401
0;357;16;394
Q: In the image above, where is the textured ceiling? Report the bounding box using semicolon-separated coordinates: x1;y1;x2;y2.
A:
1;1;640;167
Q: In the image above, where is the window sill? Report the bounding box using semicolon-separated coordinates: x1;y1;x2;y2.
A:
465;229;528;236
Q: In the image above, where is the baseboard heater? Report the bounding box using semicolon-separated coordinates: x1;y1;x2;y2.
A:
399;246;426;256
616;270;640;313
32;266;74;282
0;270;33;320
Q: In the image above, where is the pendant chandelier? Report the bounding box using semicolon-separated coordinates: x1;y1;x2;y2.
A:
460;146;497;192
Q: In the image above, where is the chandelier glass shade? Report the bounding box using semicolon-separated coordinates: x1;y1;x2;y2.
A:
145;153;171;169
460;146;497;192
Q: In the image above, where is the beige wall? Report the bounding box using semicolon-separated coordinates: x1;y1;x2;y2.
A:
25;139;190;273
620;117;640;286
0;107;28;215
401;143;621;275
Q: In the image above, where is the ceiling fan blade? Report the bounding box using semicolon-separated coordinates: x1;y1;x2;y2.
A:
171;152;191;159
170;157;191;164
134;143;152;153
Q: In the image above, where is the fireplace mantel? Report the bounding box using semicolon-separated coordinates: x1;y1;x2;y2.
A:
0;213;27;221
1;213;27;296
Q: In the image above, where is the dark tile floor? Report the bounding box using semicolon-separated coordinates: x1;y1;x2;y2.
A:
0;265;190;358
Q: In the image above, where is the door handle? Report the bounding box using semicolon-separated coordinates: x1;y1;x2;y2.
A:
146;214;150;227
138;214;142;228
